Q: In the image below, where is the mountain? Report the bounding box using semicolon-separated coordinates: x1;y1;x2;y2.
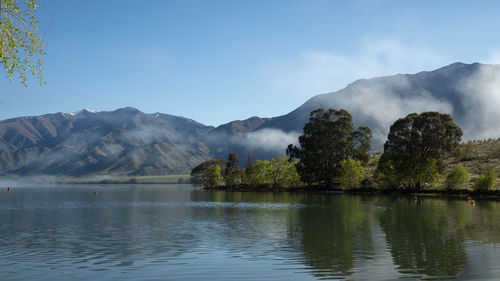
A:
1;62;499;176
0;107;213;176
220;62;500;150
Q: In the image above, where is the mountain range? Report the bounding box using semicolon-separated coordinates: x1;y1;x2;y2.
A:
1;62;499;176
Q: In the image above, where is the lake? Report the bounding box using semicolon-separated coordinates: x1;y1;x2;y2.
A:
1;185;500;280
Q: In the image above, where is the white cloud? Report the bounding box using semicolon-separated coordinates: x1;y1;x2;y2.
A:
243;128;300;152
456;64;500;140
330;75;454;148
261;38;447;99
205;128;300;156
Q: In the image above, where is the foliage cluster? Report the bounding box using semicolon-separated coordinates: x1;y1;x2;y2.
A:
339;158;365;189
245;155;302;188
473;170;498;192
374;112;462;191
224;152;243;186
287;108;371;186
190;159;226;188
192;108;500;194
191;154;301;189
374;154;441;190
1;0;45;86
445;164;470;190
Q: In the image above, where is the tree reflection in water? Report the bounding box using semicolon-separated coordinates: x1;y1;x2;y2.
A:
287;195;374;278
377;196;468;279
193;190;500;280
5;187;500;280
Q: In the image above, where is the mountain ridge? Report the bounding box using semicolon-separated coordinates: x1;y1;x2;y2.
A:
1;62;499;176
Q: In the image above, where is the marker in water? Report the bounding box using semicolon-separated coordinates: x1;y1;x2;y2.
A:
7;187;10;192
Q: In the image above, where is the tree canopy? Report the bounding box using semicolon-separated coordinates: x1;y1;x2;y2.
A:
1;0;45;86
224;152;243;186
375;112;462;190
190;159;226;188
191;153;301;189
383;112;462;162
287;108;372;185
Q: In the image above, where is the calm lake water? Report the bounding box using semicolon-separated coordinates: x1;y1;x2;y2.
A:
1;185;500;280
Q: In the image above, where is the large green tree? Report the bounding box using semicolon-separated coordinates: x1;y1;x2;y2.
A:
1;0;45;86
287;108;372;185
375;112;462;190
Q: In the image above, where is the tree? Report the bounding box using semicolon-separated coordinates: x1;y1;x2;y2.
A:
287;108;372;185
244;156;302;188
350;126;372;164
245;159;272;186
375;112;462;190
339;158;365;189
1;0;45;86
383;112;462;164
269;155;301;188
224;152;243;186
190;159;226;188
225;152;239;173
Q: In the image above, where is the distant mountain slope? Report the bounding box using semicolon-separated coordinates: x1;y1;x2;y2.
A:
1;62;499;176
0;108;213;176
250;62;500;149
212;116;270;135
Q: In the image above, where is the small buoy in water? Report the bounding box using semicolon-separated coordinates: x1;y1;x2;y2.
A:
7;187;10;192
413;195;417;202
93;191;97;196
470;199;475;206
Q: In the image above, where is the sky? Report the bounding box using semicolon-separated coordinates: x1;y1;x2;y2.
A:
2;0;500;127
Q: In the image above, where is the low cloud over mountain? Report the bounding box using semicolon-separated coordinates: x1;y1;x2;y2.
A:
0;62;499;176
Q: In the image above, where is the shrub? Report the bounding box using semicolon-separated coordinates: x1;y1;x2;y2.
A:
473;169;498;192
445;164;470;190
208;165;224;188
339;158;365;189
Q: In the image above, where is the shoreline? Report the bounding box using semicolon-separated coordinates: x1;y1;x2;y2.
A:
203;185;500;199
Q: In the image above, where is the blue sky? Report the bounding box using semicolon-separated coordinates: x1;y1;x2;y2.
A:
2;0;500;126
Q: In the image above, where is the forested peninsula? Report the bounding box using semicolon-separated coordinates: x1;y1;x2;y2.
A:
191;108;500;195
